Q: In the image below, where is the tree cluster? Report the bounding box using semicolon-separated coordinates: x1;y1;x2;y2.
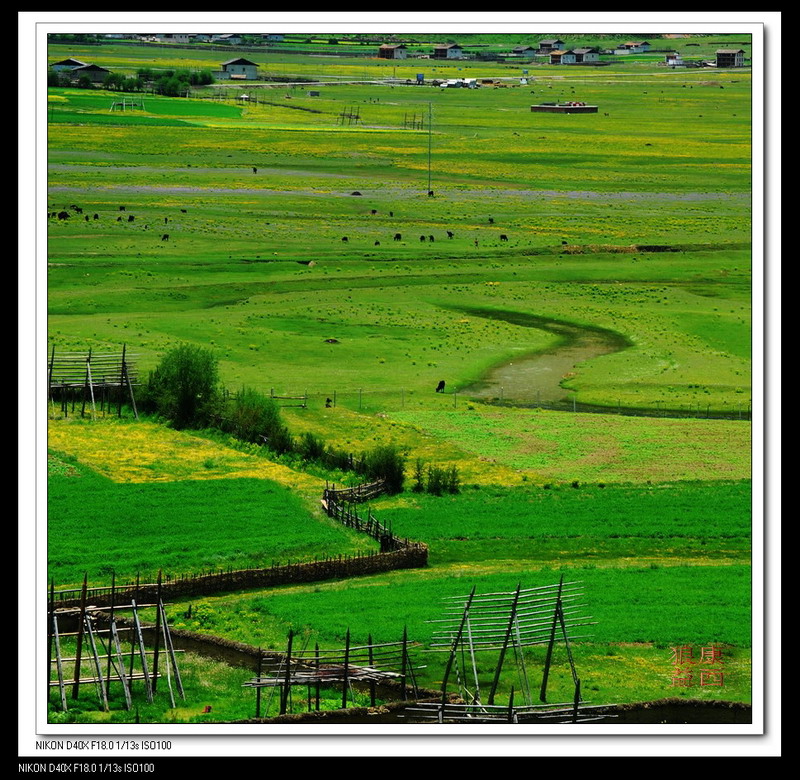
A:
140;344;406;493
411;458;461;495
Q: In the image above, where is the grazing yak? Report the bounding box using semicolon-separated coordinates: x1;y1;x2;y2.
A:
161;234;169;241
447;231;454;239
500;234;508;241
393;233;402;241
436;380;446;393
419;235;426;242
341;236;349;242
127;215;135;222
57;211;70;220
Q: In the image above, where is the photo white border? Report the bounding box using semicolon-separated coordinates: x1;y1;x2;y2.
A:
19;10;781;758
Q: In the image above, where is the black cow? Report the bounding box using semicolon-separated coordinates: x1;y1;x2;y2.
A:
119;206;126;211
93;213;99;220
164;217;169;223
447;231;454;239
419;235;426;242
500;234;508;241
374;241;381;246
180;208;187;213
161;234;169;241
117;216;122;222
435;380;446;393
393;233;402;241
341;236;348;242
428;235;435;242
427;190;434;198
57;211;69;220
85;215;89;221
370;209;378;215
127;215;135;222
253;167;258;173
389;211;394;217
488;217;494;224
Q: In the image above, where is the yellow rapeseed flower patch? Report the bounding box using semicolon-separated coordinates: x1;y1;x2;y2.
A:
47;417;323;494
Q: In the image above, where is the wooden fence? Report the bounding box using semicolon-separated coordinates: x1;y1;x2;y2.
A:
52;479;427;609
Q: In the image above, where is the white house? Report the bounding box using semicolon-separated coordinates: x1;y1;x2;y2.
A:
50;58;87;72
378;43;408;59
156;33;191;44
213;34;243;45
715;49;746;68
70;63;111;83
572;47;600;63
614;41;651;54
433;44;463;59
549;49;576;65
538;39;565;53
216;58;259;80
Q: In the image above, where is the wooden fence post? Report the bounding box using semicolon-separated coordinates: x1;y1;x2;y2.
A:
342;628;351;709
280;629;294;715
72;574;88;699
151;570;163;694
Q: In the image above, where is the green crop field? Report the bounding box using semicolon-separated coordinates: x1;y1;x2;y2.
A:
43;31;757;726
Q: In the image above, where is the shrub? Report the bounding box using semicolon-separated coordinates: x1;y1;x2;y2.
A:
359;445;405;494
143;344;222;429
298;431;326;461
412;458;426;493
223;387;292;452
445;464;461;494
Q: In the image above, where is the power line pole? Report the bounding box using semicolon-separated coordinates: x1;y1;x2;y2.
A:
427;102;433;194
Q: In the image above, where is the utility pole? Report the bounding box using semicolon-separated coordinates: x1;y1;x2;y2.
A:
427;102;433;194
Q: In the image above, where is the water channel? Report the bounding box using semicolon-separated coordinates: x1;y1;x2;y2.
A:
456;306;631;406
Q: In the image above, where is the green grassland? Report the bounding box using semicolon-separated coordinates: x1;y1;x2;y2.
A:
47;58;752;413
152;563;751;711
47;452;375;588
376;480;751;564
46;36;754;721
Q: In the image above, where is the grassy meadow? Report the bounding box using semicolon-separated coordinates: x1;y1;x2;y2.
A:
45;34;754;721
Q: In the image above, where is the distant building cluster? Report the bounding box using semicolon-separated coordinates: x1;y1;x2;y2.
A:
49;58;110;83
56;35;749;81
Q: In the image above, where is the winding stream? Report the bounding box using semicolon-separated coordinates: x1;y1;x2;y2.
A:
455;307;631;405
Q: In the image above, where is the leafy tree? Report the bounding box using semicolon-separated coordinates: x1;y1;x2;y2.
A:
143;344;222;429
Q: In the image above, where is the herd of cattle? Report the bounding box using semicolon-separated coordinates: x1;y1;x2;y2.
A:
50;203;513;247
49;203;182;241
